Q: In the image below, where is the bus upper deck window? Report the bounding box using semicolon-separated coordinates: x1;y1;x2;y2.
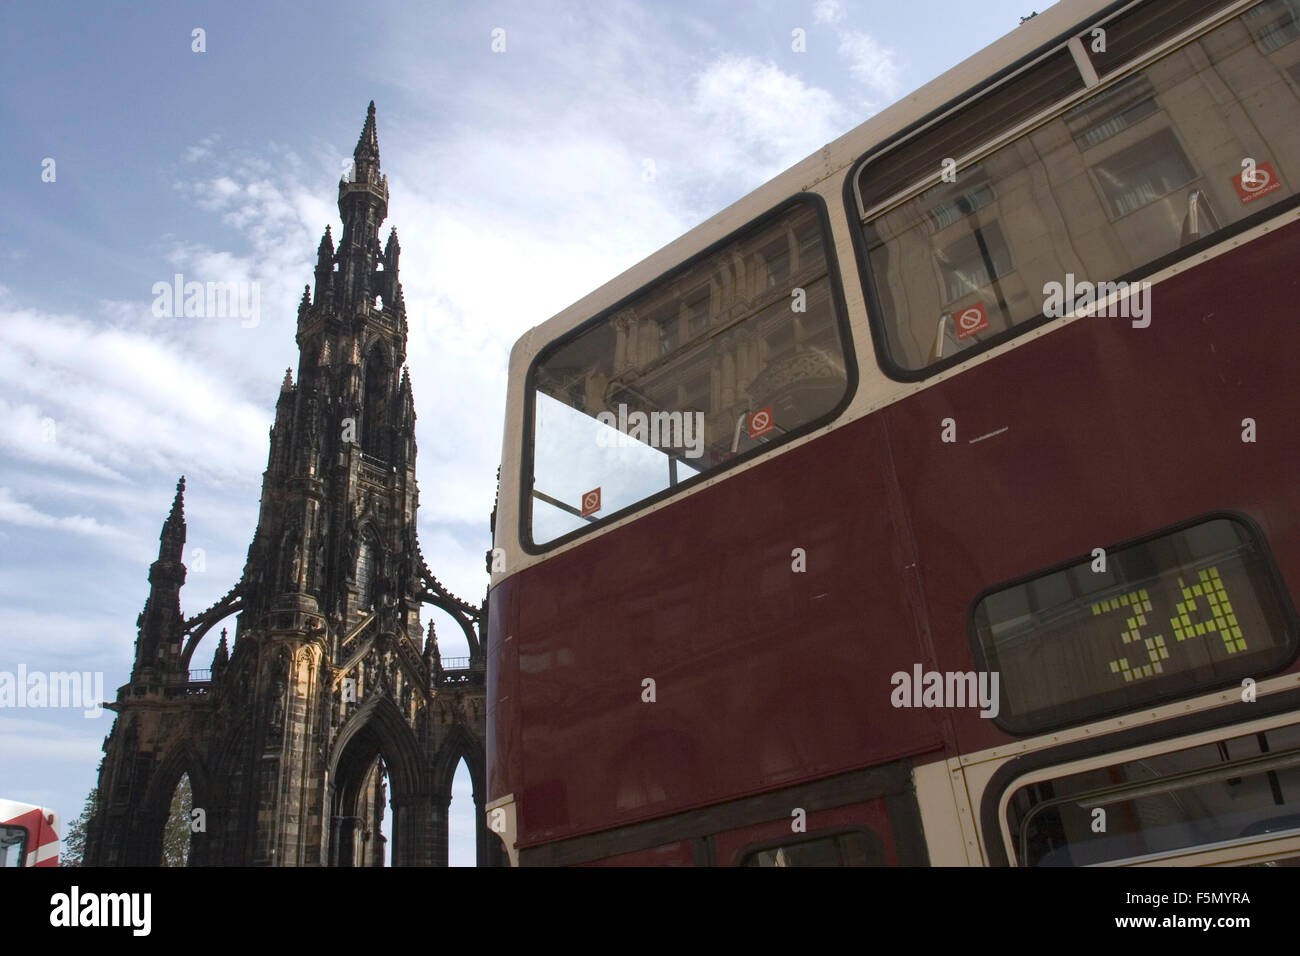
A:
854;0;1300;378
525;198;853;549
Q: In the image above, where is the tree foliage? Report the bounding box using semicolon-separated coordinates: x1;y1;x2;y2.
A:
160;774;192;867
61;788;100;867
60;774;192;867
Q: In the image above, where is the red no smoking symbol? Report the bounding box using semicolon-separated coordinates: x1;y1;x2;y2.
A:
580;487;601;517
1234;161;1282;204
955;301;989;339
749;407;774;439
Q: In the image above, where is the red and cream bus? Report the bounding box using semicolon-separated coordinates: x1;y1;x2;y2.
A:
486;0;1300;866
1;800;59;868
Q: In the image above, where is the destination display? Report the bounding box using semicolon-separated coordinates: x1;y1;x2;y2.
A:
972;517;1297;734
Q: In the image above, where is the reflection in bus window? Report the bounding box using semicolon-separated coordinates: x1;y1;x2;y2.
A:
1246;0;1300;53
1009;722;1300;866
936;219;1013;303
528;200;851;546
1066;76;1160;150
1089;128;1196;218
859;2;1300;373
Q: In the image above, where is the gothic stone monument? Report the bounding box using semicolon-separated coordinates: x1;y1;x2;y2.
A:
85;103;501;867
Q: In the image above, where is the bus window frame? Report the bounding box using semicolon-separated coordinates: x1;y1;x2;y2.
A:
840;0;1300;383
0;824;28;868
1014;738;1300;866
979;688;1300;866
965;510;1300;737
519;191;858;555
1102;832;1300;866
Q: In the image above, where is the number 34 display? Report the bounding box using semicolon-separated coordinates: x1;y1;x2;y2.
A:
1094;565;1246;684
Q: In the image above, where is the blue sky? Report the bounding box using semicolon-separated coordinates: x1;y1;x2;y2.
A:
0;0;1052;865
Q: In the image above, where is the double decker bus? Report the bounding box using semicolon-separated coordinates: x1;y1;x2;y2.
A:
486;0;1300;866
1;800;59;868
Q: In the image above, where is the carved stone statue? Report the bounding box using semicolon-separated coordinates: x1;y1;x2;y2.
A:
314;533;327;592
345;518;360;581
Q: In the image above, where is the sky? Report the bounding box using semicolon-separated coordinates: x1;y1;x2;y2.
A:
0;0;1054;866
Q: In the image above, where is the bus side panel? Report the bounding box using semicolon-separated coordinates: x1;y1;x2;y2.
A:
487;576;522;813
507;413;946;848
885;219;1300;756
35;813;58;867
580;841;696;866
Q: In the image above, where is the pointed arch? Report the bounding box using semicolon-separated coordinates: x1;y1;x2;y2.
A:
431;721;485;802
420;596;480;659
327;693;428;866
415;554;484;661
430;719;494;866
329;694;423;796
179;586;242;671
132;741;214;866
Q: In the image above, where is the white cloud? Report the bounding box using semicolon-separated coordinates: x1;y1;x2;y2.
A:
0;400;125;480
692;55;844;184
0;487;123;538
838;29;903;105
184;134;220;163
813;0;846;24
0;306;271;485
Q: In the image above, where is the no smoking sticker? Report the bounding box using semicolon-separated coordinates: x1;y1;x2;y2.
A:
1233;161;1282;204
580;487;601;517
955;301;989;339
749;407;774;440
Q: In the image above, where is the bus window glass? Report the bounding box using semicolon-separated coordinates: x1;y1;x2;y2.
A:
740;829;883;866
528;199;851;546
972;517;1298;734
0;825;26;867
1085;0;1240;77
1008;721;1300;866
1243;0;1300;53
857;2;1300;374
